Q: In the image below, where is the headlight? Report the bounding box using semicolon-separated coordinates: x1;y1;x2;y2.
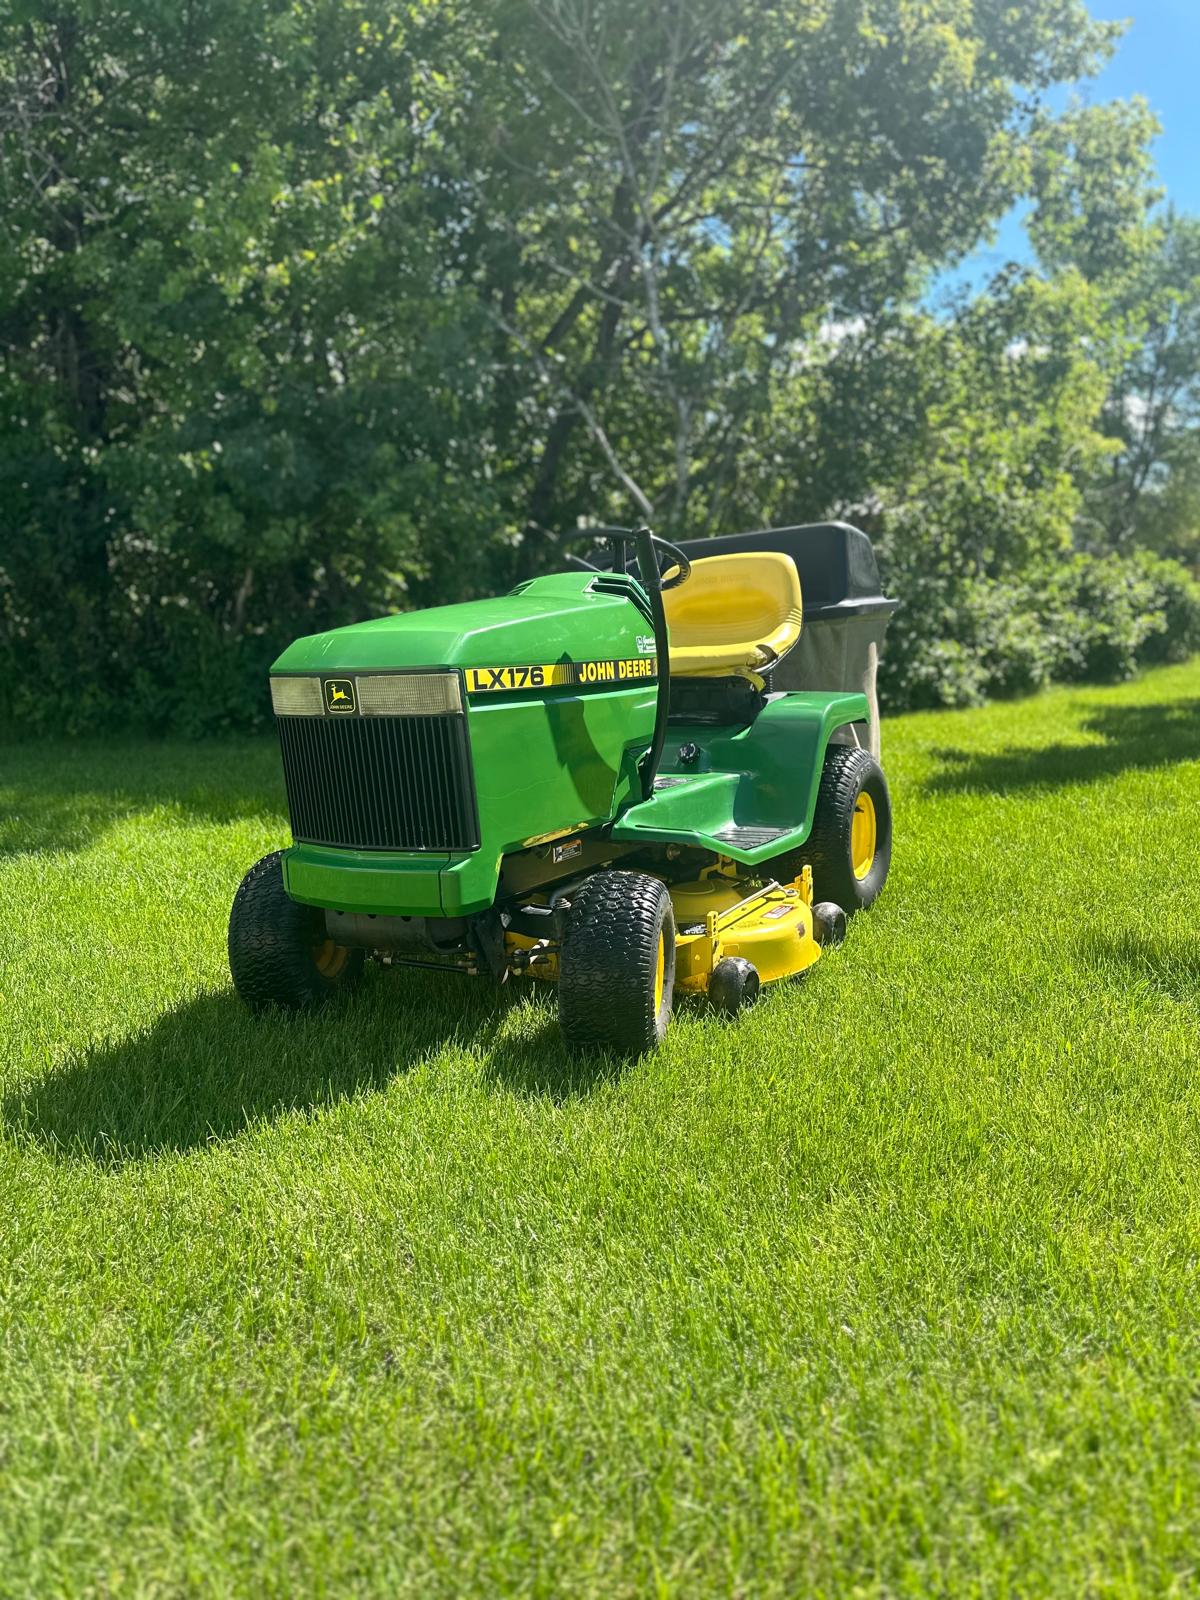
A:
356;672;462;716
270;676;323;716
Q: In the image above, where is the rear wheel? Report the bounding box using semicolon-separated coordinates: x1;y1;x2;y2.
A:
228;851;365;1010
770;747;892;912
807;747;892;911
558;872;675;1053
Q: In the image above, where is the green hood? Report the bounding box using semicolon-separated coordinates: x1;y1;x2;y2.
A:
272;572;656;677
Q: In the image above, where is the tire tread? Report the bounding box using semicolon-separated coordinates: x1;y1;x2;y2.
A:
558;871;674;1053
804;746;892;911
228;850;365;1010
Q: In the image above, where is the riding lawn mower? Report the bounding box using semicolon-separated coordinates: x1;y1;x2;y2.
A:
228;524;897;1053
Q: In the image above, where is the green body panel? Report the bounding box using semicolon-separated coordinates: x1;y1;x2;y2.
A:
272;570;869;915
277;571;659;917
283;846;448;918
609;692;870;863
283;679;655;916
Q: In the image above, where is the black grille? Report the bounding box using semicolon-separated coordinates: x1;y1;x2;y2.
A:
277;714;479;852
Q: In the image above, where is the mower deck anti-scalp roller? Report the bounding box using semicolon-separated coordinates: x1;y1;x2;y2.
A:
228;522;897;1053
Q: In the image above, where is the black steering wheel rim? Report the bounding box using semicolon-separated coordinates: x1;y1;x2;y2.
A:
649;534;692;591
566;526;692;590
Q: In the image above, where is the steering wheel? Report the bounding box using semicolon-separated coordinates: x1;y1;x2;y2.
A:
646;533;692;591
566;526;692;591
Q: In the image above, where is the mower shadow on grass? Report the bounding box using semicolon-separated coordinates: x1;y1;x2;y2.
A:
4;973;613;1165
925;699;1200;795
0;737;285;857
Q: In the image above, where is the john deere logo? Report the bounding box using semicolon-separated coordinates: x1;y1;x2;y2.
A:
324;678;356;714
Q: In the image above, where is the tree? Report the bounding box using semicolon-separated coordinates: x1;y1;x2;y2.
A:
442;0;1120;569
1081;214;1200;558
1;0;1177;732
0;0;503;729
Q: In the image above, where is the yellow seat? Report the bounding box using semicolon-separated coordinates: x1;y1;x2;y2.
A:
662;552;803;679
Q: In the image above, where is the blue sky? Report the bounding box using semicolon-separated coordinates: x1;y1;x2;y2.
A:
947;0;1200;289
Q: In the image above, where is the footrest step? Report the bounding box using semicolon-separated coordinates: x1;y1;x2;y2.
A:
713;824;789;849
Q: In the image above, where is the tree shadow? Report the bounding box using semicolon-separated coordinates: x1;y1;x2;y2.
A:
1077;929;1200;1007
925;700;1200;795
0;735;285;858
3;972;620;1166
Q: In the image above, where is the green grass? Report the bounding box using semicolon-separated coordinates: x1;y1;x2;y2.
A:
3;662;1200;1597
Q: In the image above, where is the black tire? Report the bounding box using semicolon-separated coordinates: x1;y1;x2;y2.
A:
228;851;365;1011
558;871;675;1053
773;747;891;913
708;956;761;1015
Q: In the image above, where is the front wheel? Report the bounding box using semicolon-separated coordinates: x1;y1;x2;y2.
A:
558;871;675;1053
228;851;365;1010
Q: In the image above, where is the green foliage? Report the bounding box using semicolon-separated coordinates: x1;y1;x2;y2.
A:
1128;549;1200;664
877;272;1115;568
1049;552;1167;682
0;0;507;733
0;0;1194;729
1081;213;1200;559
879;551;1200;711
1027;98;1162;283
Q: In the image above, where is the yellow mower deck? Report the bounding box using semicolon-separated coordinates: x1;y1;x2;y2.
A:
505;863;822;991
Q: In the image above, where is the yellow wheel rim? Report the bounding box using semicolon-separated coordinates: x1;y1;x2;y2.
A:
653;930;666;1014
313;938;349;979
851;791;877;881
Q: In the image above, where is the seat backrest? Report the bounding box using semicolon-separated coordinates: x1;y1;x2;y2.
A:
663;552;802;671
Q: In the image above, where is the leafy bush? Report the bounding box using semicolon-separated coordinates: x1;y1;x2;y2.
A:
1041;554;1165;683
879;551;1198;712
1130;552;1200;664
878;564;1062;712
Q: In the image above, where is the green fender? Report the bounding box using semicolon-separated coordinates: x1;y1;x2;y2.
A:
608;690;870;864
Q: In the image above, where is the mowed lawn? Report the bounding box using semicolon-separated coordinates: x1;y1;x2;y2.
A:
2;662;1200;1598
